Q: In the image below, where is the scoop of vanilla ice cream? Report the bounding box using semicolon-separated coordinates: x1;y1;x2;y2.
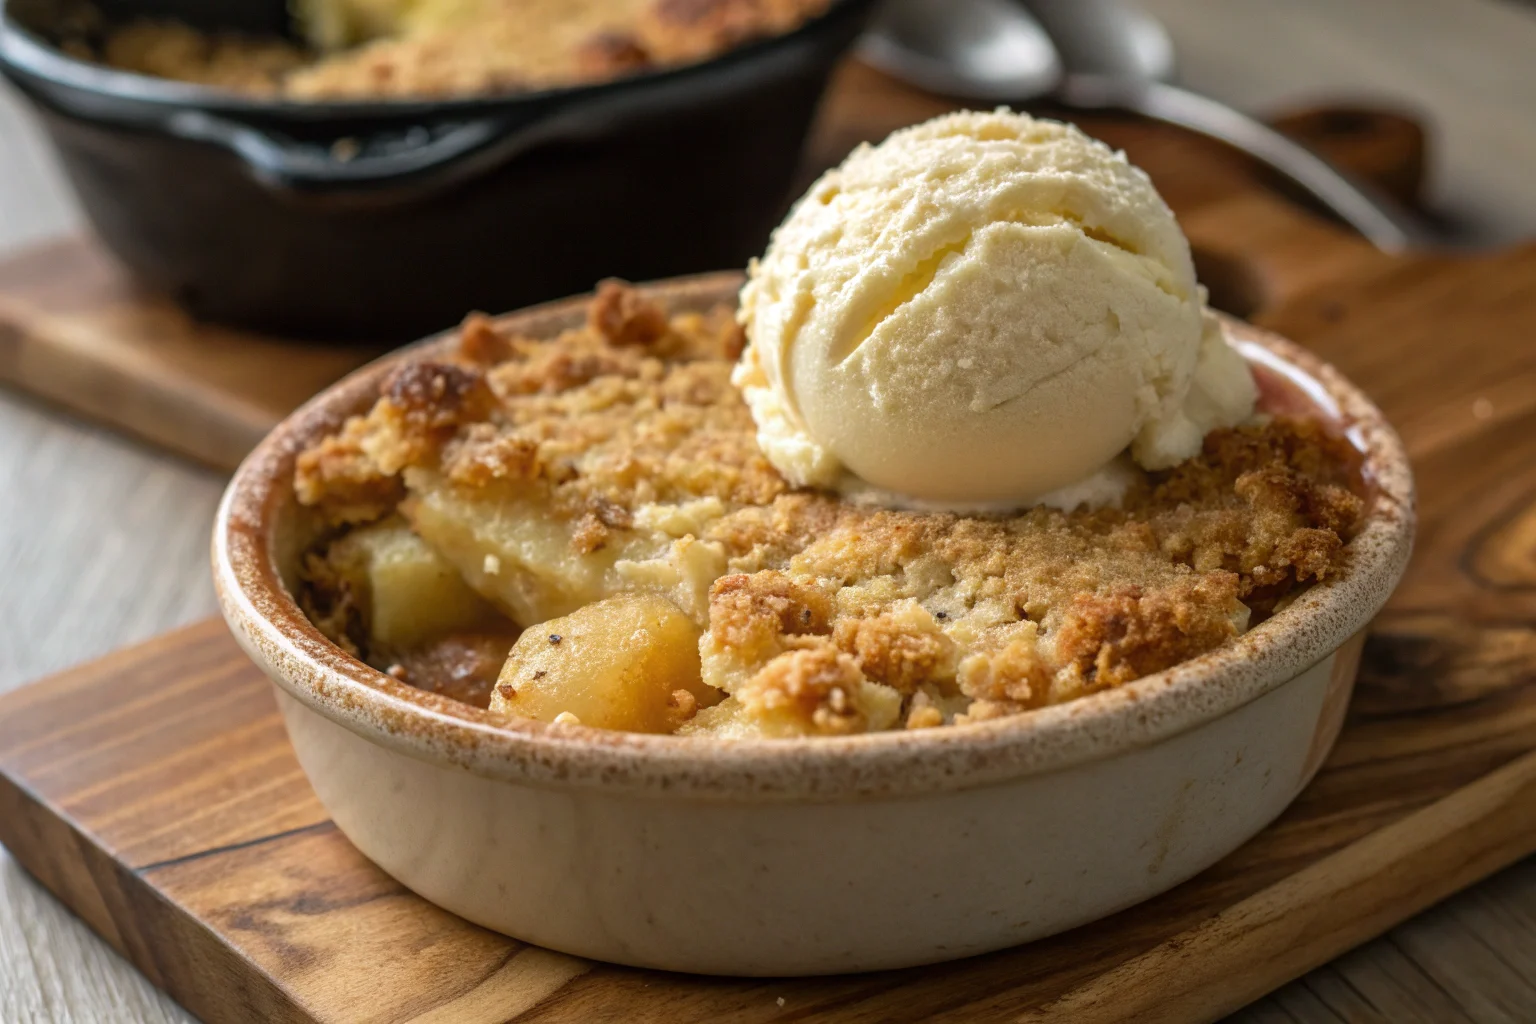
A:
736;108;1256;505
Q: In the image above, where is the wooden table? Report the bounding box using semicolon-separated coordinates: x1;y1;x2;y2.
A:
3;1;1535;1020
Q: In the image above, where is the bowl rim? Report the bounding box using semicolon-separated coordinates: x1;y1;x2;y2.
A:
0;0;870;120
212;272;1415;802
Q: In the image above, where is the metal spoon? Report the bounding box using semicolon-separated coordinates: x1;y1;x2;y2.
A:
860;0;1437;252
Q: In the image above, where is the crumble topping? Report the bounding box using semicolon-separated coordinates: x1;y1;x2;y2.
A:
71;0;831;100
294;282;1363;736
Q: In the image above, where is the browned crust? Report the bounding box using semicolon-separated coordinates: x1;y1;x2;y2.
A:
87;0;832;100
708;571;832;661
294;362;494;527
589;278;671;348
833;611;957;696
1053;574;1244;695
641;0;828;62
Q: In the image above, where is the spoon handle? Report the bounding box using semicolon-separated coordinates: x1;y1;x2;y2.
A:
1057;75;1435;252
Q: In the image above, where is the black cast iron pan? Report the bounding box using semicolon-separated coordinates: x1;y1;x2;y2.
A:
0;0;876;339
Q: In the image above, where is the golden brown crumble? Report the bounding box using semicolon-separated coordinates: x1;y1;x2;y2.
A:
295;282;1364;737
78;0;831;100
294;424;405;527
735;641;873;736
708;571;832;656
955;632;1050;709
1054;575;1244;694
641;0;827;63
100;20;307;95
590;278;672;348
833;605;958;696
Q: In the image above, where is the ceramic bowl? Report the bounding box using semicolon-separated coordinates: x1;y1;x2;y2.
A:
212;273;1414;976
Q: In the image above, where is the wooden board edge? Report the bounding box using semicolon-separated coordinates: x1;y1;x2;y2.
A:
0;763;317;1024
0;305;271;472
1016;747;1536;1023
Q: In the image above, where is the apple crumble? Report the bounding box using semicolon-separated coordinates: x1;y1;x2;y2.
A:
67;0;831;99
293;282;1363;738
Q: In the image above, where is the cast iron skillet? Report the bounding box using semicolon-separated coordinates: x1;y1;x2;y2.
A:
0;0;876;339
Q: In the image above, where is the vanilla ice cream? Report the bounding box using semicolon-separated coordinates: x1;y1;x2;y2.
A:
735;109;1256;507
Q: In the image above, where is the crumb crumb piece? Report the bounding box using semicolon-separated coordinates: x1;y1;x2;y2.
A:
553;711;582;726
904;691;944;729
906;705;944;729
590;278;669;347
483;553;502;575
667;688;699;725
776;996;786;1007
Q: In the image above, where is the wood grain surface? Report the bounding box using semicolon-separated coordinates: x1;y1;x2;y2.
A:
0;239;380;470
3;1;1536;1021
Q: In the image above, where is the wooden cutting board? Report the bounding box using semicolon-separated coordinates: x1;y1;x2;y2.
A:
0;61;1429;470
3;60;1536;1024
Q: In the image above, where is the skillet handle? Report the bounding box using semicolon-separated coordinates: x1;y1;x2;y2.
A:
161;108;554;200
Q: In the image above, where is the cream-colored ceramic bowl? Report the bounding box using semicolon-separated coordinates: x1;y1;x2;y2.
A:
213;274;1414;976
